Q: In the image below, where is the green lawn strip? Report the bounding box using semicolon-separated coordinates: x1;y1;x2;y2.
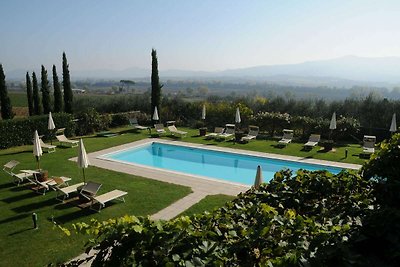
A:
0;130;191;267
162;127;366;165
9;92;28;107
178;194;236;217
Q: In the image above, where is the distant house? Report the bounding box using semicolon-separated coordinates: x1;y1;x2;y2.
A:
72;88;86;94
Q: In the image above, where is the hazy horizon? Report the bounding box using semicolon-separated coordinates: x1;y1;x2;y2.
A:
2;0;400;72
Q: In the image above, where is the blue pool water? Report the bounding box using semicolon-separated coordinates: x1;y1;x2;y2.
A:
102;142;343;186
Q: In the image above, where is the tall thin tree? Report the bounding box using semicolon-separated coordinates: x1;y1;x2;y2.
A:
52;65;62;113
62;52;73;113
0;64;13;119
151;49;163;116
26;72;34;116
32;72;42;115
41;65;51;114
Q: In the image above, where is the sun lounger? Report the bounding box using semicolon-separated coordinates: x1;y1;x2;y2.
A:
3;160;33;185
154;124;166;135
241;126;260;142
278;129;294;147
39;138;56;153
90;189;128;212
55;182;85;201
56;134;79;147
205;127;224;139
129;118;148;131
96;131;118;138
304;134;321;150
79;181;102;201
362;135;376;155
216;124;235;141
168;125;187;137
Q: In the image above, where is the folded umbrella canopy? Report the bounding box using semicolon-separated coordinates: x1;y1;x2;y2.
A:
48;112;56;144
329;112;337;130
254;165;263;189
33;130;43;170
201;104;206;120
77;139;90;184
390;113;397;133
152;106;159;121
235;107;241;124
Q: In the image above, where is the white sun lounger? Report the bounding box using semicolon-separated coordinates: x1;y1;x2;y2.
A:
39;138;56;153
278;129;294;147
3;160;33;185
205;127;224;139
90;189;128;212
56;134;78;147
241;126;260;142
362;135;376;155
304;134;321;150
168;125;187;137
154;124;166;135
55;182;85;201
216;124;235;141
129;118;148;131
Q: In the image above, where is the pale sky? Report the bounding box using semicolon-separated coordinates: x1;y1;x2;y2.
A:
1;0;400;72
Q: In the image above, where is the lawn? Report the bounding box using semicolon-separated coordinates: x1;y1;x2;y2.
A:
0;125;369;266
0;130;192;267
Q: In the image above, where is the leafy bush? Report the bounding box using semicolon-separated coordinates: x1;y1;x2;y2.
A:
75;108;110;136
65;169;376;266
0;113;75;149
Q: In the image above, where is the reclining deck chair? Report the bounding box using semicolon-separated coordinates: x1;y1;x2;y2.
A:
39;138;56;153
2;160;33;185
304;134;321;150
278;129;294;147
79;181;102;201
56;134;79;147
129;118;148;131
168;125;187;137
90;189;128;212
216;124;236;141
154;124;166;135
205;127;224;139
241;126;259;143
362;135;376;155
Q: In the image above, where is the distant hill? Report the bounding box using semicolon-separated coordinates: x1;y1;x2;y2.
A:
6;56;400;88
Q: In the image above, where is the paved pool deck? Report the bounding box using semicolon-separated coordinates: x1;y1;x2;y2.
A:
76;138;361;220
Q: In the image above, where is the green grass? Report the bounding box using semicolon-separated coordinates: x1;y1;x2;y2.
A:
178;194;236;217
9;92;28;107
172;128;367;165
0;130;191;267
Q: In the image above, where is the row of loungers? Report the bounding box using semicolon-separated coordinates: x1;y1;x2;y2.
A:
2;160;127;212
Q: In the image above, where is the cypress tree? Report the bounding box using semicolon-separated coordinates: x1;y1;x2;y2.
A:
26;72;34;116
41;65;51;114
52;65;62;113
62;52;73;114
32;72;42;115
151;49;163;115
0;64;14;120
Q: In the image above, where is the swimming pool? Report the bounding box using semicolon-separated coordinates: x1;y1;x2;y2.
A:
100;142;344;186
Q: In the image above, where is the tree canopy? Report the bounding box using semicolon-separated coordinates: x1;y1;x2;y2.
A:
0;64;13;119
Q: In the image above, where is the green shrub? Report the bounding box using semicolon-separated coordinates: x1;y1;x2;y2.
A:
65;169;375;266
75;108;110;136
0;113;75;149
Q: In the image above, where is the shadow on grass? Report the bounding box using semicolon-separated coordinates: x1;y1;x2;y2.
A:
54;208;96;224
0;182;15;190
12;198;59;213
1;191;38;203
0;213;30;225
8;227;34;236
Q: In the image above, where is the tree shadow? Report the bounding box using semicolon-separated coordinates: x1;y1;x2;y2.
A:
8;227;34;236
12;198;59;213
1;191;38;203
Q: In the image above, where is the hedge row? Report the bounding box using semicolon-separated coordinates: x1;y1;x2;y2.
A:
0;113;75;149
